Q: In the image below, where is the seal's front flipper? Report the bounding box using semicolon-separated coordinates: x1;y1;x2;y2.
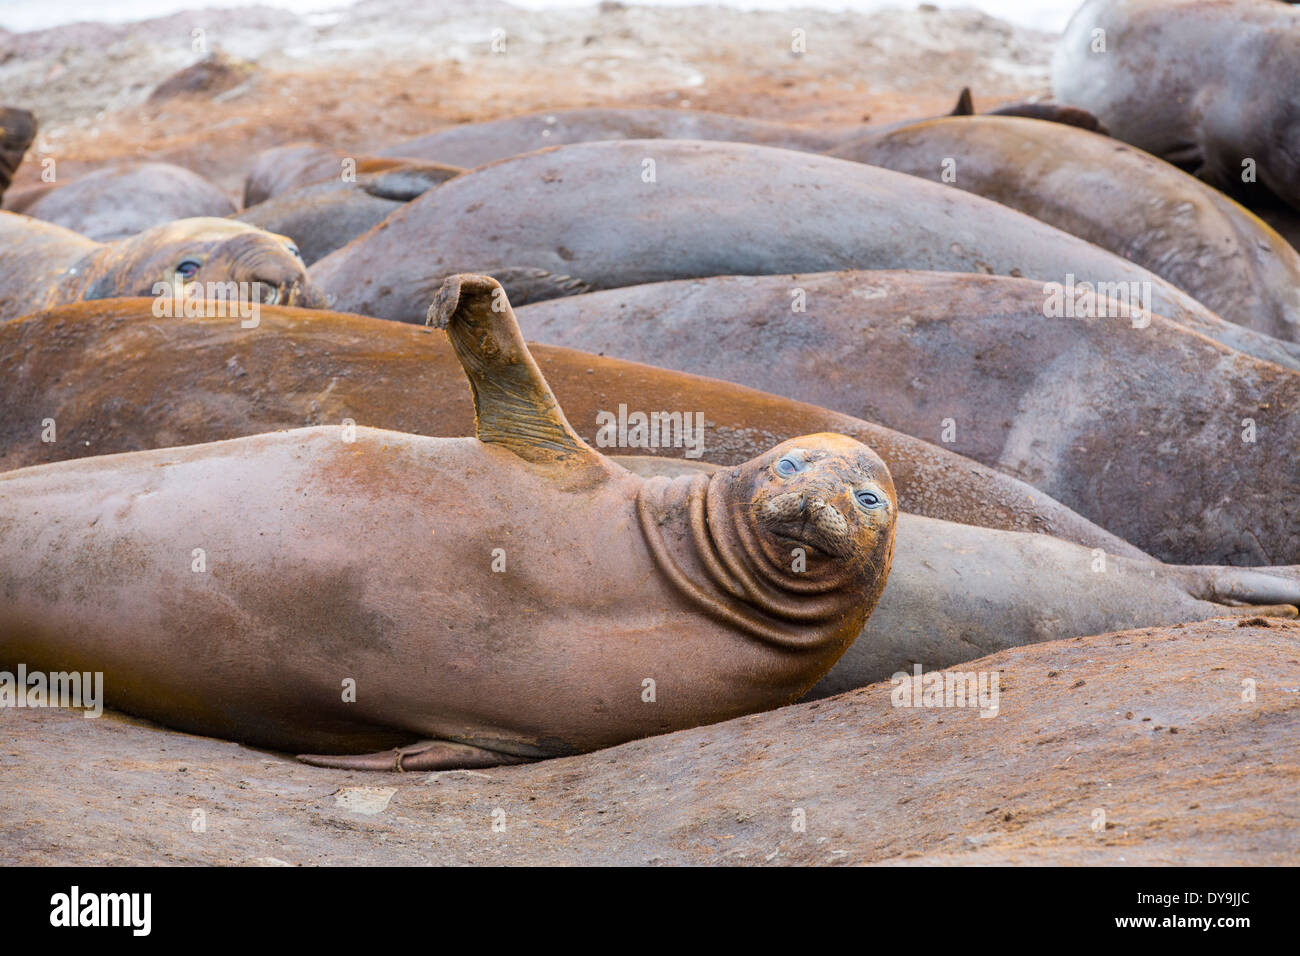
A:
362;161;463;202
1182;565;1300;615
298;739;532;772
426;273;603;467
986;101;1108;134
950;87;974;116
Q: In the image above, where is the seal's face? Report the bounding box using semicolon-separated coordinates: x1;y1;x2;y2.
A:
90;218;325;309
737;433;897;584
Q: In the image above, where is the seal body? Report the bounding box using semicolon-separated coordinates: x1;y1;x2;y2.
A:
309;139;1299;371
0;213;322;321
0;276;897;767
1052;0;1300;211
830;115;1300;341
21;162;236;241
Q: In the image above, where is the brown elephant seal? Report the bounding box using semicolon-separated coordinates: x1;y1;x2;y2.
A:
236;163;464;265
310;139;1300;371
18;162;236;241
0;213;322;321
614;458;1299;695
1053;0;1300;211
0;275;897;770
242;142;460;205
514;270;1300;567
0;296;1138;557
829;115;1300;341
0;107;36;203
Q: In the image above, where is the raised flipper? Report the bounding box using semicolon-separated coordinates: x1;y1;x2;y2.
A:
1179;564;1300;616
950;87;974;116
362;161;463;201
426;272;603;466
0;107;37;204
298;739;533;772
952;88;1109;134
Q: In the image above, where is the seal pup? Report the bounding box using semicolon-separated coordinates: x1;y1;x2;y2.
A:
514;270;1300;566
0;213;322;321
0;276;897;770
309;139;1300;371
1053;0;1300;211
829;115;1300;341
19;162;236;241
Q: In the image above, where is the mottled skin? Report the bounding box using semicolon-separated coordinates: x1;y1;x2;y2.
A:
236;163;464;265
616;458;1300;695
830;115;1300;341
310;139;1300;371
516;270;1300;567
0;276;896;769
1;297;1295;705
20;162;236;241
0;213;322;321
1053;0;1300;211
0;297;1137;556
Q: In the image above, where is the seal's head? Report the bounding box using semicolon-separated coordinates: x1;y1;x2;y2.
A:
83;217;325;308
731;433;896;593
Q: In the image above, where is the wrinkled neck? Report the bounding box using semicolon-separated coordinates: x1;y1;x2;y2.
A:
636;472;868;652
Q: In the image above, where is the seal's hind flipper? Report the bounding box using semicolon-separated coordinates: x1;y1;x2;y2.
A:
298;739;531;772
985;101;1109;135
1183;565;1300;614
950;87;974;116
0;107;37;204
426;273;602;466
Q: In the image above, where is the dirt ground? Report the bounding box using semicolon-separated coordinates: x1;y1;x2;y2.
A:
3;618;1297;866
0;0;1054;195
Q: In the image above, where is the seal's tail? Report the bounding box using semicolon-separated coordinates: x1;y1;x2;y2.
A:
0;107;36;205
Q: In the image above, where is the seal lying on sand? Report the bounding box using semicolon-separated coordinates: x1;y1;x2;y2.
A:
829;115;1300;341
309;139;1300;371
0;213;322;321
1053;0;1300;212
0;296;1138;556
241;143;460;206
17;162;236;241
236;163;464;265
514;271;1300;567
2;297;1294;700
614;458;1300;695
0;276;897;769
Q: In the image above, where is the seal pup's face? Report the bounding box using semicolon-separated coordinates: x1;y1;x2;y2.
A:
91;218;325;308
731;433;897;586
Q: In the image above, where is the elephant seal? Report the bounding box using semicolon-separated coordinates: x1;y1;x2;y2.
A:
515;270;1300;567
1052;0;1300;211
236;163;464;265
829;115;1300;341
309;139;1300;372
18;162;236;241
0;213;322;321
0;275;897;769
0;107;36;203
242;143;461;205
613;458;1300;695
0;296;1138;557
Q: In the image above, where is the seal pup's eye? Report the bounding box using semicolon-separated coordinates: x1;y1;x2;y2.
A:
175;258;201;279
286;244;301;260
855;489;885;510
775;454;804;477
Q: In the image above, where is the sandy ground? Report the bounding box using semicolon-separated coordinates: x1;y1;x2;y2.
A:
3;618;1297;866
0;1;1054;195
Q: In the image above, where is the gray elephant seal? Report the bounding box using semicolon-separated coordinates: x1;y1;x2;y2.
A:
0;213;322;321
0;276;896;770
830;115;1300;341
20;162;236;241
309;139;1299;371
1053;0;1300;211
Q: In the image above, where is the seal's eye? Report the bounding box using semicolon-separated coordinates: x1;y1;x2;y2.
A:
286;245;301;260
775;454;802;477
855;489;885;510
175;258;201;279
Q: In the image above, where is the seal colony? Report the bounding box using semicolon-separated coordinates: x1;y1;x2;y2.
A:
2;0;1300;799
0;277;897;768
